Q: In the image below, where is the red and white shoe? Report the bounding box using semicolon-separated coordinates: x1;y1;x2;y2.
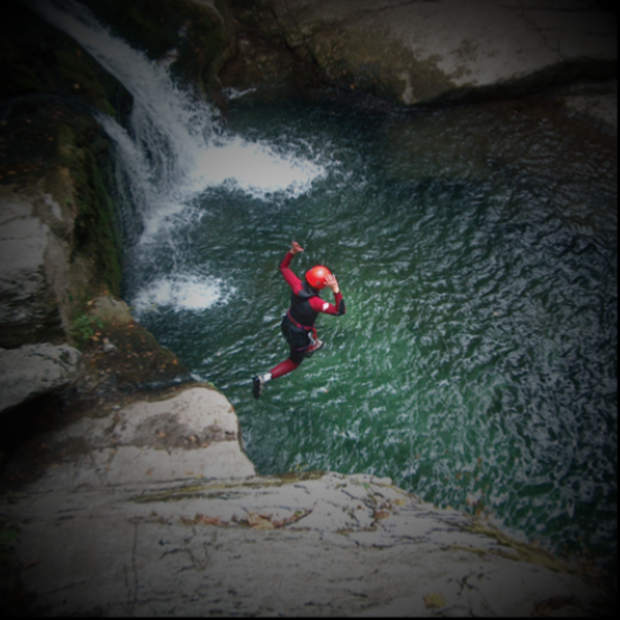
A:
305;339;325;358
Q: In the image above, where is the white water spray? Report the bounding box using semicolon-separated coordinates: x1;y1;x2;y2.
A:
30;0;327;312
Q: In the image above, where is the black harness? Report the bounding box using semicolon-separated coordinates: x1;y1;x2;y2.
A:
288;282;320;328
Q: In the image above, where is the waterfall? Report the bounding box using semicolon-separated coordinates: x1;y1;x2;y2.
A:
29;0;326;312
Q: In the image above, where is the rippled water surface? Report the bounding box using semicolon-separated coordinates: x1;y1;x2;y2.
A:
34;0;617;583
130;99;616;578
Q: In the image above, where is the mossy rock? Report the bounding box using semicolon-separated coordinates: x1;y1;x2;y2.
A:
0;1;131;116
80;0;232;94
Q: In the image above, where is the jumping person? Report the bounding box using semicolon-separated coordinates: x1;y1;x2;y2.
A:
252;241;345;398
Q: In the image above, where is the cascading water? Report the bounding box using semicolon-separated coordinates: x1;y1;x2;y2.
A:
32;0;326;313
34;0;617;583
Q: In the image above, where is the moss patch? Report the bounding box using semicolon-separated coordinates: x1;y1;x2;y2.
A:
1;1;131;315
60;124;122;297
78;315;190;388
80;0;231;94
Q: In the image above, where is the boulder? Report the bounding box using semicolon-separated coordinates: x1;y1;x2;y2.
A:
0;187;71;348
0;343;81;414
11;384;255;486
222;0;617;106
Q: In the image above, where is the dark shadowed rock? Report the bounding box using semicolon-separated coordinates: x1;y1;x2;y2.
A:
220;0;617;111
0;343;81;414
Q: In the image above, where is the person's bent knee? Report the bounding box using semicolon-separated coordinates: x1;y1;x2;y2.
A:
289;349;306;366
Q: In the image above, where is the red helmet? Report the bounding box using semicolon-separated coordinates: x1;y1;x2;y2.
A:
305;265;331;290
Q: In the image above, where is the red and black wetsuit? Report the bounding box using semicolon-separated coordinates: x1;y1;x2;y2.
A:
268;250;345;379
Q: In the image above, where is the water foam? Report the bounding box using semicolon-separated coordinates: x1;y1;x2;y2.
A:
32;0;326;233
195;136;326;199
132;273;234;314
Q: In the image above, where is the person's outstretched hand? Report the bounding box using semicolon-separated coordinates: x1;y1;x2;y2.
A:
325;273;340;294
290;241;304;255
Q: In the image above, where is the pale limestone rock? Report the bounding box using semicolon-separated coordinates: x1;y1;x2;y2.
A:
3;468;610;616
0;343;81;413
0;187;70;346
254;0;617;106
0;383;611;616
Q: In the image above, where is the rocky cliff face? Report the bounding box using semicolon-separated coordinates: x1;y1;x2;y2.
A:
0;0;616;616
219;0;617;119
0;381;613;616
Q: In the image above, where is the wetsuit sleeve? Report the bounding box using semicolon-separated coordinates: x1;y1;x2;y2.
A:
279;251;303;295
309;291;345;315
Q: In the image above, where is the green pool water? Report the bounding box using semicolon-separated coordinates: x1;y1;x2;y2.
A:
128;98;616;581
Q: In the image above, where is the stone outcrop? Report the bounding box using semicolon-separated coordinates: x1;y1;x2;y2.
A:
1;385;612;617
220;0;617;123
0;187;72;347
0;343;81;414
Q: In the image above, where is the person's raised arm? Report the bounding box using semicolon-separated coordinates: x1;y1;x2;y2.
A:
310;273;345;315
279;241;304;293
325;273;339;295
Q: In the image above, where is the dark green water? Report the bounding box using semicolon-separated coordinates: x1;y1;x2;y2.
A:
34;0;617;584
129;98;617;579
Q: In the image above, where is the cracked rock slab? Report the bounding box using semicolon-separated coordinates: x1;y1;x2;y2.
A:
2;472;612;617
0;391;612;616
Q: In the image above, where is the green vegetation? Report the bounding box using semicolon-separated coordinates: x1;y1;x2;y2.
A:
55;49;115;117
69;138;122;297
1;1;127;308
69;313;105;346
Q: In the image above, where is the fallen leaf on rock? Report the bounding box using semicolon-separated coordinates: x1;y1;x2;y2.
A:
194;513;227;526
272;509;312;528
424;592;446;609
245;512;274;529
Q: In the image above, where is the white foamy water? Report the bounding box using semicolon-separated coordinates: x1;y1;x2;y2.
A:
30;0;328;322
132;274;234;314
31;0;326;242
195;136;325;199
